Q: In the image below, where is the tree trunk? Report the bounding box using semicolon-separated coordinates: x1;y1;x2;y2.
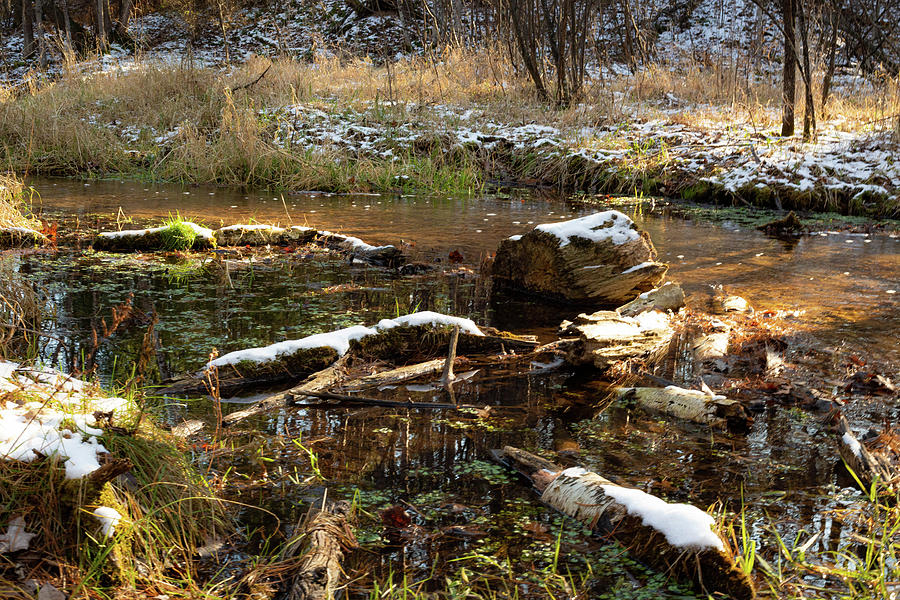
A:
95;0;106;49
820;5;838;115
32;0;45;67
780;0;795;137
796;0;815;141
22;0;34;59
61;0;73;53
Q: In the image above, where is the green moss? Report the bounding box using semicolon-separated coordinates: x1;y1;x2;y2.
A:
160;219;198;251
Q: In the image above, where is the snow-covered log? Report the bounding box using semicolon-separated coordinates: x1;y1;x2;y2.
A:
497;446;755;600
160;312;538;398
214;224;308;246
560;309;673;369
94;222;216;251
491;211;667;305
617;386;750;430
616;282;684;317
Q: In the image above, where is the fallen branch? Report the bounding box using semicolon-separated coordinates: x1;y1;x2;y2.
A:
282;500;356;600
231;63;272;92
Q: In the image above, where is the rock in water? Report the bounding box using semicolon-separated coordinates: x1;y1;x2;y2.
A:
491;211;667;305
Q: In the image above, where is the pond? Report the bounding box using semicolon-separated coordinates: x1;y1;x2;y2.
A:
12;177;900;598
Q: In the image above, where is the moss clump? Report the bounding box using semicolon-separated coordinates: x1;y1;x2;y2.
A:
160;220;198;251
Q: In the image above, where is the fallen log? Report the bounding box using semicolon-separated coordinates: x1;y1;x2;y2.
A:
281;500;357;600
617;386;750;430
162;312;537;398
222;355;350;426
491;211;667;305
94;222;216;251
834;414;899;493
495;446;755;600
560;310;673;369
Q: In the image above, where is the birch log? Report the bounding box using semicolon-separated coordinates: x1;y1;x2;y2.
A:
835;414;899;493
282;500;356;600
617;386;750;430
497;446;755;600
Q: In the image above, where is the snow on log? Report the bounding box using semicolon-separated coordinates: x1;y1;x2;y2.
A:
491;211;667;305
94;222;215;251
159;312;537;397
692;322;731;362
560;309;673;369
834;414;899;493
616;282;685;317
617;386;750;430
497;446;755;600
215;224;290;246
281;500;357;600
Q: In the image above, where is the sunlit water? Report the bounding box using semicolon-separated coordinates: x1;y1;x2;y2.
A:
13;178;900;596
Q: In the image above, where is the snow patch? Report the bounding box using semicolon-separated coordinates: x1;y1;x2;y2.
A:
93;506;123;537
98;222;214;240
601;484;725;551
842;432;862;458
621;261;655;274
535;211;640;247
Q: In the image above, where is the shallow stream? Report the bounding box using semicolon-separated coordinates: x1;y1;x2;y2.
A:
13;178;900;597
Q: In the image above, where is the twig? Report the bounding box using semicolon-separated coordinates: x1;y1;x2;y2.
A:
230;63;272;92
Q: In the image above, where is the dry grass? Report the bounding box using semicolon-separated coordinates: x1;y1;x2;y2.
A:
0;174;40;230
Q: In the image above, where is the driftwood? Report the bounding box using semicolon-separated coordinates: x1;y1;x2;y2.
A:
560;310;673;369
491;211;667;305
835;414;899;493
341;358;447;391
281;500;356;600
495;446;755;600
618;386;750;430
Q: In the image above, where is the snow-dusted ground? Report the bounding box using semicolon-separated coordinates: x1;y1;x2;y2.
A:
0;361;133;480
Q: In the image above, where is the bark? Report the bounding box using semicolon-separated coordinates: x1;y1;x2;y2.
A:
95;0;106;48
222;355;351;426
796;0;816;140
692;329;730;362
560;310;673;369
342;358;448;391
495;447;756;600
780;0;795;137
820;7;838;114
440;325;460;386
617;386;750;430
616;283;685;317
32;0;45;67
282;501;356;600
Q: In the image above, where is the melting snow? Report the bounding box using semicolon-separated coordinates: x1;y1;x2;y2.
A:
0;362;132;479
